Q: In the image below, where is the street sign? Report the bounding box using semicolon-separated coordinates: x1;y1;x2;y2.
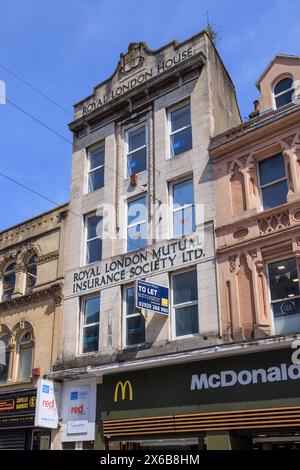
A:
136;279;169;315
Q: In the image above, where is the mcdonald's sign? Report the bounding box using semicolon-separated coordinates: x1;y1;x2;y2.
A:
114;380;133;402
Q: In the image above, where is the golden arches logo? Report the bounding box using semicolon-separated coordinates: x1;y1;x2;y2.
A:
113;380;133;402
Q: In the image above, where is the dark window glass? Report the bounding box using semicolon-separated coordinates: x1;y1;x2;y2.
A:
87;215;102;240
0;335;10;383
127;197;147;252
127;147;147;176
84;297;100;325
261;180;288;210
173;270;198;305
125;287;135;317
3;262;16;301
175;304;199;337
275;90;294;108
274;78;293;95
171;105;191;132
82;325;99;353
26;255;37;289
171;127;192;157
269;258;299;301
259;154;286;186
129;127;145;152
86;238;102;265
88;167;104;192
90;147;105;170
126;316;145;346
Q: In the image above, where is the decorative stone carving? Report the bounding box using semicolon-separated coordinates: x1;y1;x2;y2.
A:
0;282;64;312
36;251;59;265
119;42;146;77
281;134;296;150
229;255;237;273
258;210;290;234
248;249;258;260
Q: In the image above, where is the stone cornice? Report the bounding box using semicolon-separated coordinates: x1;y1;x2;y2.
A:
0;283;63;312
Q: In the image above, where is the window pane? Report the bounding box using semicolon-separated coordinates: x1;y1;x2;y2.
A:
126;315;145;346
128;197;147;225
129;126;145;152
173;179;194;207
127;147;147;176
84;297;100;325
171;105;191;132
86;238;102;264
127;224;147;252
269;258;299;301
88;166;104;192
87;215;102;240
83;325;99;353
173;270;198;305
90;147;104;170
125;287;135;317
175;304;199;336
275;90;294;108
3;273;15;300
259;154;286;186
171;127;192;157
19;347;32;380
173;206;195;237
261;180;288;210
0;337;9;383
274;78;293;95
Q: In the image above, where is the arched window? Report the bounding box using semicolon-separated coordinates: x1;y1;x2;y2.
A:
2;261;16;301
26;254;37;290
0;334;10;383
18;331;33;381
274;77;294;108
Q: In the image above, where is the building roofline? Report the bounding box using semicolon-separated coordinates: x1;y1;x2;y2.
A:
0;202;69;237
256;54;300;89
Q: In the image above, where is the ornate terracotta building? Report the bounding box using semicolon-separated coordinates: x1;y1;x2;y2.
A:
0;204;68;449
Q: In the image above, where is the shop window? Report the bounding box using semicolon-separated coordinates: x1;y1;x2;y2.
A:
123;286;145;347
126;125;147;177
258;153;288;210
274;77;294;109
82;295;100;354
171;178;195;237
18;331;33;381
169;103;192;157
88;145;105;193
268;258;300;335
2;261;16;301
85;213;103;265
26;254;37;290
172;270;199;337
0;334;10;383
127;195;147;252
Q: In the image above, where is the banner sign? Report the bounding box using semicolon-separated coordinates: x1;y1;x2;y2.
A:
0;389;36;428
35;379;60;429
136;279;169;315
103;348;300;419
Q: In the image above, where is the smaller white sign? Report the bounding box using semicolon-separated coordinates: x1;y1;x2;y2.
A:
67;420;89;434
35;379;60;429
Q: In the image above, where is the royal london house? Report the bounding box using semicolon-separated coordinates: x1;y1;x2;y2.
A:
51;31;242;450
0;204;68;450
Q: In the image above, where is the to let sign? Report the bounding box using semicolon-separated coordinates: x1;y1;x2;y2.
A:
136;279;169;315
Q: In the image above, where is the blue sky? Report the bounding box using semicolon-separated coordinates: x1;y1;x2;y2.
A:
0;0;299;231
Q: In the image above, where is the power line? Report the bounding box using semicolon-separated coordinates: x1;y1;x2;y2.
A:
0;63;72;116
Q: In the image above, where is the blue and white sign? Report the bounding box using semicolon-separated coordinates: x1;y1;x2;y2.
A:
136;279;169;315
35;379;60;429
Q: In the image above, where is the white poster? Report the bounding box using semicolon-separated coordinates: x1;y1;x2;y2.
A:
34;379;60;429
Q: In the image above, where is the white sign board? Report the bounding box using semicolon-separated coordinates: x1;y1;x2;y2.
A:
34;379;60;429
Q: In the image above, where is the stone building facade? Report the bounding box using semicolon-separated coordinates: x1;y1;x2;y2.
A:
0;204;68;449
209;55;300;449
51;31;241;450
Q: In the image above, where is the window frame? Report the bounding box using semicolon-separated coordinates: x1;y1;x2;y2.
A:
273;76;294;110
266;256;300;335
125;123;148;177
87;143;105;194
80;294;100;355
25;254;37;291
2;261;16;301
122;284;146;349
126;194;148;253
84;212;103;266
168;100;192;159
170;267;199;340
0;333;11;384
170;176;195;238
17;331;33;382
257;153;288;211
